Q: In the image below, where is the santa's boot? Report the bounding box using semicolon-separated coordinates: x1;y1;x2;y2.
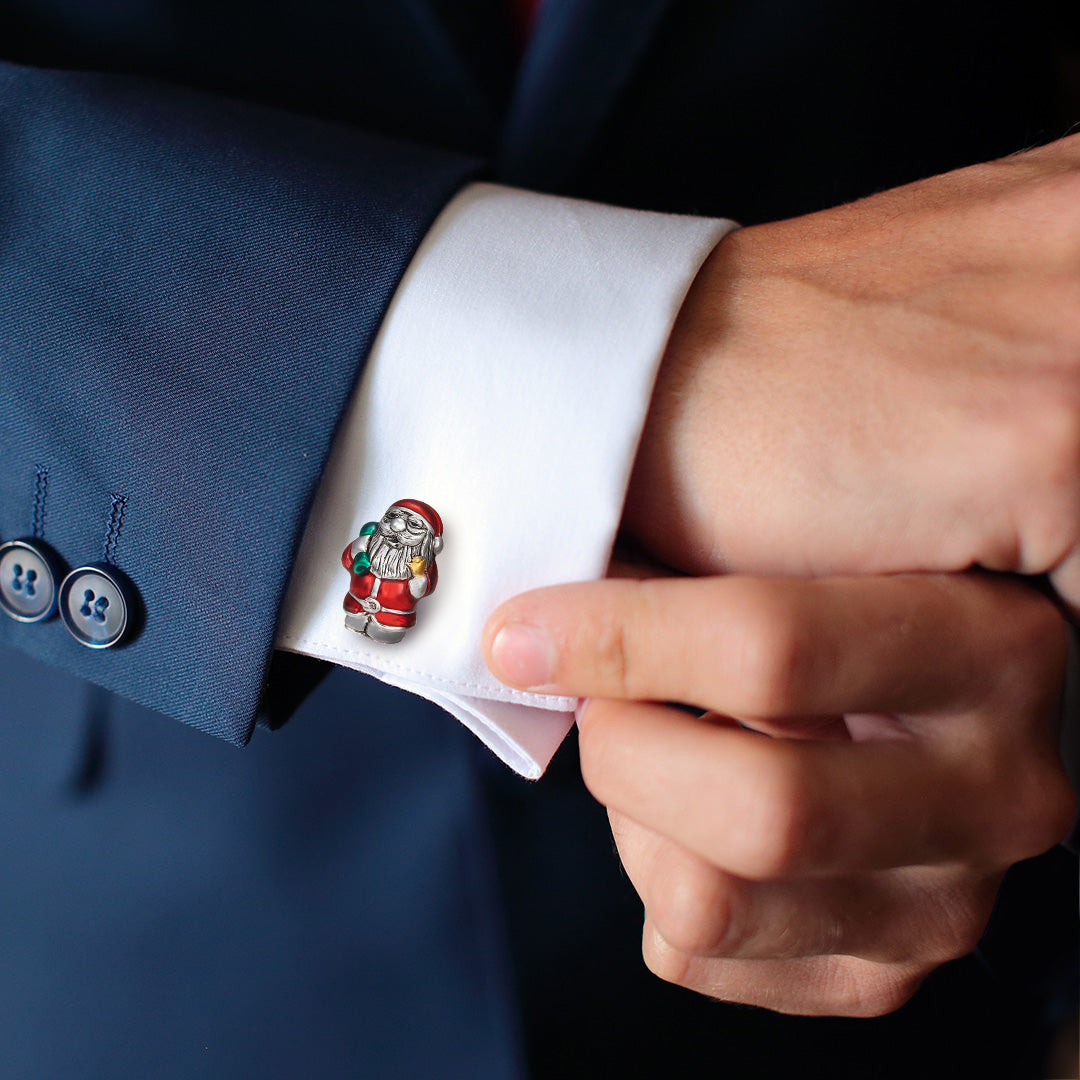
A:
365;621;407;645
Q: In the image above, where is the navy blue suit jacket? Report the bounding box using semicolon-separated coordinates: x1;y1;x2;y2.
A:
0;2;1075;1077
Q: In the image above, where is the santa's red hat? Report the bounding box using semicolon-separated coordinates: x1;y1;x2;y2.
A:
391;499;444;554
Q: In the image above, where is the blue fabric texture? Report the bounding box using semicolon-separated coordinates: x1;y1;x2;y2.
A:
0;651;523;1080
0;64;476;745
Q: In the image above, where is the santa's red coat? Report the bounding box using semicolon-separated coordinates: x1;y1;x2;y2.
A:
341;543;438;628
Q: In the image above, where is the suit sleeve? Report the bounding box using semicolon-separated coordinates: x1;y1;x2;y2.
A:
0;62;477;745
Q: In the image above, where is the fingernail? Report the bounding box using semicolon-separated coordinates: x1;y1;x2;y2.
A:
490;623;556;689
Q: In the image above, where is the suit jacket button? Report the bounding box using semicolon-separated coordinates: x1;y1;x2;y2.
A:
59;564;134;648
0;539;63;623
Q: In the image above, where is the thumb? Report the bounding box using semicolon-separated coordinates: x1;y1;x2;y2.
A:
482;573;1066;720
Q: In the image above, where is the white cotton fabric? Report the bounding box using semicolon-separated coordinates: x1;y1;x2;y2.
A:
276;182;735;778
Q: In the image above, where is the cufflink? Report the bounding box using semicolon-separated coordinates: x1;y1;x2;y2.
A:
341;499;443;644
0;538;65;623
59;563;138;649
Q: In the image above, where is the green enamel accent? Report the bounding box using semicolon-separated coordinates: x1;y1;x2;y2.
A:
353;552;371;573
359;522;377;536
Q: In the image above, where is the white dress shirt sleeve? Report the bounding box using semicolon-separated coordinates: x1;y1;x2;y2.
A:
275;182;736;778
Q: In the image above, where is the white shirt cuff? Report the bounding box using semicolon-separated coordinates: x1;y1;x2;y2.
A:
276;182;735;778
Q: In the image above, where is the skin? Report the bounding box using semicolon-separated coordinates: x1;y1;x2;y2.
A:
625;133;1080;611
483;135;1080;1013
483;573;1075;1015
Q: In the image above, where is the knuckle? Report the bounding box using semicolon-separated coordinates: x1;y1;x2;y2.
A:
641;923;693;988
1024;593;1070;658
1018;764;1077;854
575;700;624;806
728;584;815;717
989;588;1067;693
588;579;666;700
841;972;922;1018
1043;774;1078;847
588;601;635;699
941;914;991;963
975;751;1074;867
923;882;997;963
647;867;736;956
988;711;1077;854
816;959;924;1018
733;751;821;879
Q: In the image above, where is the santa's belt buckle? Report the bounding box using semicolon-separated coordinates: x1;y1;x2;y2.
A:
360;597;381;614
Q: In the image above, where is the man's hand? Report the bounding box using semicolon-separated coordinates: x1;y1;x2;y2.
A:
483;573;1075;1015
626;134;1080;610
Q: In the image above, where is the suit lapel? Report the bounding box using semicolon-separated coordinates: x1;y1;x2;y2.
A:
399;0;518;149
426;0;521;114
499;0;678;188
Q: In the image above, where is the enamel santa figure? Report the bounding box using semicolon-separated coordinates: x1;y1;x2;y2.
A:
342;499;443;643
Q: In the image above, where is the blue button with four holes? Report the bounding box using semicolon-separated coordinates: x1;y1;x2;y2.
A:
0;539;63;623
59;563;133;649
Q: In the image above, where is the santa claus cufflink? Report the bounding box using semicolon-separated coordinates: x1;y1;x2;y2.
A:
341;499;443;644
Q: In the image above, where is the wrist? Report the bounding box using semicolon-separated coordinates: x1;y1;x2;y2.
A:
624;231;739;574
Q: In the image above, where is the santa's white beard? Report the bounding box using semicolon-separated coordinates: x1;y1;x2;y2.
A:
368;534;430;579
